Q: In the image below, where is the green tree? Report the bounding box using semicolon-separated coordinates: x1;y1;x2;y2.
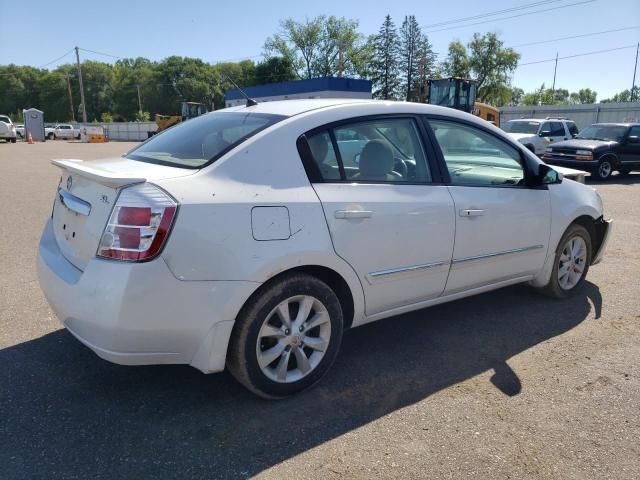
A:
254;57;297;84
134;110;151;122
441;41;470;78
399;15;422;101
569;88;597;104
370;15;401;99
264;16;366;79
601;86;640;103
467;32;520;104
152;56;219;113
510;87;525;105
112;57;155;121
411;34;437;102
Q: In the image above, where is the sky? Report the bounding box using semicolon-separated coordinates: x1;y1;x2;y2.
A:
2;0;639;100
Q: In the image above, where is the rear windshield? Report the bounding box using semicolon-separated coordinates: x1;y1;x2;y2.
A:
127;111;285;169
502;121;539;134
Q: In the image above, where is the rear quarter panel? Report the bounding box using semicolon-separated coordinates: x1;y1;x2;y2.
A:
155;114;367;321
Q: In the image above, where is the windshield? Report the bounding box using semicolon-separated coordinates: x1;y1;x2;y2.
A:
502;121;539;134
127;111;285;168
0;116;10;123
576;125;628;142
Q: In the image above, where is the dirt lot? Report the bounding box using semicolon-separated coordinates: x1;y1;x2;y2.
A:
0;140;639;479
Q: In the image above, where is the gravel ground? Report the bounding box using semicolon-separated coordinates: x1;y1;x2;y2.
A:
0;141;638;479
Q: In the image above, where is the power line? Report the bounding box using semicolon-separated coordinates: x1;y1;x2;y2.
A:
78;47;124;59
0;48;76;75
39;48;76;68
511;25;640;48
519;44;638;66
425;0;597;34
423;0;565;28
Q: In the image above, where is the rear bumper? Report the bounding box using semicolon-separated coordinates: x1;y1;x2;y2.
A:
592;217;612;265
37;219;258;373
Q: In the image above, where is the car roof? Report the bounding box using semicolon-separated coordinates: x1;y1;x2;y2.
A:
507;118;573;122
592;122;639;127
220;98;483;119
222;98;380;116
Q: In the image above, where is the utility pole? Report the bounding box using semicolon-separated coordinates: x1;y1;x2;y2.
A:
632;42;639;102
136;84;143;114
75;46;88;123
66;75;75;122
551;52;559;100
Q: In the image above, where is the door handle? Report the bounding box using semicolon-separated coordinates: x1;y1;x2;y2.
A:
459;208;485;217
334;210;373;219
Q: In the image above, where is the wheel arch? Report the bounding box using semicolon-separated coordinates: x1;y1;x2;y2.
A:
598;152;618;167
240;264;357;331
531;212;602;288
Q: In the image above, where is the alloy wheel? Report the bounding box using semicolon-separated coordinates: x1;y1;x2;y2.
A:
256;295;332;383
558;236;587;290
598;161;612;179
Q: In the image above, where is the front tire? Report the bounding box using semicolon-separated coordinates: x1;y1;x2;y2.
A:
539;224;592;299
227;273;344;399
593;157;613;180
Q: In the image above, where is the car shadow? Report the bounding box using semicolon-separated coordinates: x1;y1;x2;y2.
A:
1;282;602;479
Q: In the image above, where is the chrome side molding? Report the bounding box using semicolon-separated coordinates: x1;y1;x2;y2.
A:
58;188;91;216
367;260;449;283
453;244;544;264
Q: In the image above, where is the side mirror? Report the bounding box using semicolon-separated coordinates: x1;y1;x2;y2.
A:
538;164;562;185
627;136;639;144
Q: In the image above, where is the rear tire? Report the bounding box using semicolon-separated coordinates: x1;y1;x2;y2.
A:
538;223;592;299
10;138;16;143
47;133;54;140
227;273;344;399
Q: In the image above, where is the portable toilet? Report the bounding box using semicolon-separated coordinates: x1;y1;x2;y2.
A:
23;108;45;141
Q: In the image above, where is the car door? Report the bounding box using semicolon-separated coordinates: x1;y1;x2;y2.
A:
301;116;455;316
425;117;551;295
619;126;640;166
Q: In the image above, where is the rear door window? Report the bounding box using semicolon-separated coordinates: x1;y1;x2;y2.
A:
549;122;565;136
303;117;432;183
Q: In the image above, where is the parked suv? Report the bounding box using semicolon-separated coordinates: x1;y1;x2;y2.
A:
502;118;579;156
543;122;640;180
0;115;17;143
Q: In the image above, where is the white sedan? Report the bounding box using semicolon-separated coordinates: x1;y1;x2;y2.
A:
38;99;611;398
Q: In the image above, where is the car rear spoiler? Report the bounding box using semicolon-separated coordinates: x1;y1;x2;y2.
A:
51;159;146;188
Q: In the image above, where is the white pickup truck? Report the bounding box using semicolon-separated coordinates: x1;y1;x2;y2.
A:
0;115;17;143
46;124;80;140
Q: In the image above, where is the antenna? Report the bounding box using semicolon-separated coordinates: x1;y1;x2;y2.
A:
224;75;258;107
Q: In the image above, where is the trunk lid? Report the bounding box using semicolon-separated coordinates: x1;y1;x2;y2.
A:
51;157;194;271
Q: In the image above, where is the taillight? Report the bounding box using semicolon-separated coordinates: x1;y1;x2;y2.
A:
97;183;177;262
